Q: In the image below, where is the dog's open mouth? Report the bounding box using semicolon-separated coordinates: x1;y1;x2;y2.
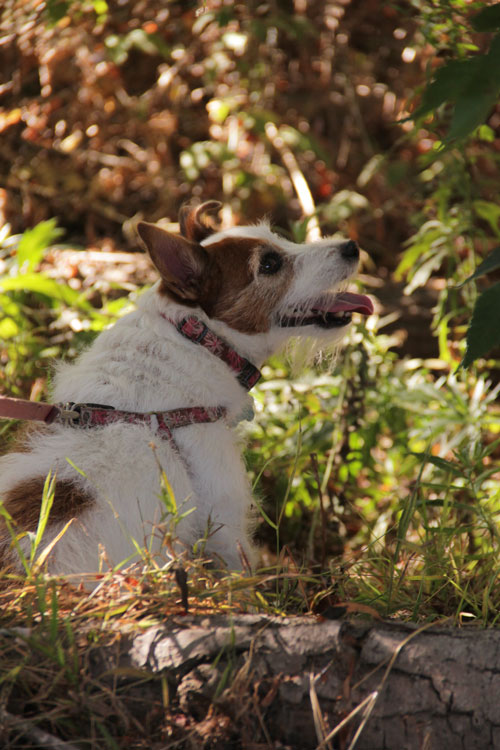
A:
279;292;374;329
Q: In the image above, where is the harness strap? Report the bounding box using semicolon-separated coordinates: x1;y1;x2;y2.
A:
0;315;259;434
0;397;226;437
164;315;261;391
60;402;226;432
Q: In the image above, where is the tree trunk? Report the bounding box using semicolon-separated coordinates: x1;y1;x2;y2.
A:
95;615;500;749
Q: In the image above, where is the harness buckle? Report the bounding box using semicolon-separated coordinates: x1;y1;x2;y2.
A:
55;402;82;427
55;402;115;428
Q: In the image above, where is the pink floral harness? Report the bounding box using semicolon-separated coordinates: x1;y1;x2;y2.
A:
164;315;261;390
0;316;261;451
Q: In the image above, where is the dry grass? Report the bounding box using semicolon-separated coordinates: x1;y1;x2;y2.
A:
0;552;324;749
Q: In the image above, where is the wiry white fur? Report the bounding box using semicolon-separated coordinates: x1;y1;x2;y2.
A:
203;223;357;333
205;225;358;374
0;223;360;581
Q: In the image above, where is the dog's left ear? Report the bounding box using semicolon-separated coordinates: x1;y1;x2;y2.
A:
179;201;221;242
137;222;208;301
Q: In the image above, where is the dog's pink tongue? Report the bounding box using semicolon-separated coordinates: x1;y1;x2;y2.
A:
315;292;374;316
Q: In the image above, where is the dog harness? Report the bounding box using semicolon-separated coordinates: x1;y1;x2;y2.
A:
0;315;261;442
163;315;261;390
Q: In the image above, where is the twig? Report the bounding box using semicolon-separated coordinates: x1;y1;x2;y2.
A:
315;691;378;750
237;540;253;576
0;707;80;750
265;121;321;241
309;671;333;750
315;620;449;750
173;564;189;613
252;691;274;748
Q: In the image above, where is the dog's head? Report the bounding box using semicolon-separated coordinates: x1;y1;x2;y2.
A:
137;201;373;359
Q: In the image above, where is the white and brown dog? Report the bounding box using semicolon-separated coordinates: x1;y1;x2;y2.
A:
0;202;373;579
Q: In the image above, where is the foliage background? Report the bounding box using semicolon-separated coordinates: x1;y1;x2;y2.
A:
1;0;500;619
2;1;500;747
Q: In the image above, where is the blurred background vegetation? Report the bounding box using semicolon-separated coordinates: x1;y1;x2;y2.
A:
1;0;500;622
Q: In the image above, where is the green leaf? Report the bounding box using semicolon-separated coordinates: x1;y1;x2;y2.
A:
413;34;500;141
447;90;498;141
461;281;500;367
447;77;500;142
472;3;500;32
17;219;63;272
44;0;70;24
0;273;81;305
446;36;500;141
0;293;21;317
478;124;496;142
459;246;500;287
395;224;447;278
473;201;500;237
32;472;56;560
412;59;479;120
0;317;20;339
409;453;463;476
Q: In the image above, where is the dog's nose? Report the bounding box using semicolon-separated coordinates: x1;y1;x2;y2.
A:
339;240;359;260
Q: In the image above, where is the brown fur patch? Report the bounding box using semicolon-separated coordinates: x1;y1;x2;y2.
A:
141;223;295;333
200;237;294;333
1;476;94;533
158;236;293;334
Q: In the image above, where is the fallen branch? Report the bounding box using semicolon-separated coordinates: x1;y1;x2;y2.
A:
0;707;80;750
112;615;500;750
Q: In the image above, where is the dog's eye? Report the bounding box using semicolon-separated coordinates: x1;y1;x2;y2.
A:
259;251;283;275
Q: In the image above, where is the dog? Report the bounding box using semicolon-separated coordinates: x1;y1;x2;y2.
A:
0;202;373;579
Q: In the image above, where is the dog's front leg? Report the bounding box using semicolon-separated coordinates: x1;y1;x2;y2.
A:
173;424;257;570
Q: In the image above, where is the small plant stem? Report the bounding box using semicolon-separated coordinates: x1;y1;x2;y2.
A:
310;452;327;568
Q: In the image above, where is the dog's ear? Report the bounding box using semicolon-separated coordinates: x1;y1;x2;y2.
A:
179;201;221;242
137;222;208;301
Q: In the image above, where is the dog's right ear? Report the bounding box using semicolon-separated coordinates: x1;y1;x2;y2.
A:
137;222;208;301
179;200;221;242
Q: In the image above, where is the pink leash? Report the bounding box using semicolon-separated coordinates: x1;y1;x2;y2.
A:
0;396;60;424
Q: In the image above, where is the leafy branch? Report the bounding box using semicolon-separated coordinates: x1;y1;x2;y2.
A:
412;4;500;142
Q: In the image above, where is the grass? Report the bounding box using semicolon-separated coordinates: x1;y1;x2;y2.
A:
0;432;499;747
1;407;500;745
0;513;498;747
0;553;340;748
